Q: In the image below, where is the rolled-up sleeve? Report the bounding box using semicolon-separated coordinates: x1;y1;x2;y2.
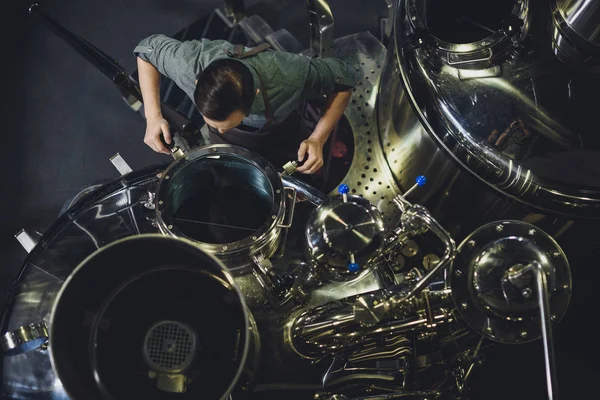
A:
302;58;359;99
133;34;184;82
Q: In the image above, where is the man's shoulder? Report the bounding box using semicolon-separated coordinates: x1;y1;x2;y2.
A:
248;50;311;81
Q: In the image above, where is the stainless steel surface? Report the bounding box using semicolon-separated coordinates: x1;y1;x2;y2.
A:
385;0;600;218
503;261;559;400
1;322;48;356
2;18;582;400
14;229;39;254
2;168;161;399
305;193;385;278
328;32;403;227
109;152;132;176
281;175;327;206
533;261;559;400
450;220;572;344
155;144;287;269
552;0;600;67
307;0;334;58
49;234;259;400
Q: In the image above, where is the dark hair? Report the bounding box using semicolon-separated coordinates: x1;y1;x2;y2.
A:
194;59;255;121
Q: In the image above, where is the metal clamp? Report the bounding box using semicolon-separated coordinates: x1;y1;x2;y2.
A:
277;186;297;229
1;322;49;356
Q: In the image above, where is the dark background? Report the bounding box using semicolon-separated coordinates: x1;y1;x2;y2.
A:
0;0;597;399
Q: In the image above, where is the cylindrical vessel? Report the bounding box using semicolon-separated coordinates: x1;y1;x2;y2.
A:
551;0;600;67
305;193;385;280
49;234;260;400
378;0;600;239
155;144;290;269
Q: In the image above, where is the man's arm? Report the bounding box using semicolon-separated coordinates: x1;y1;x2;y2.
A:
137;57;171;154
297;58;358;174
297;88;352;174
133;34;199;154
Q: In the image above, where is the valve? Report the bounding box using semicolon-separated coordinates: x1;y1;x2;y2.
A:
348;253;360;273
338;183;349;203
402;175;427;198
393;175;427;213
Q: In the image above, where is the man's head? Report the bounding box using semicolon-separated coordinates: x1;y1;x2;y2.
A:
194;59;255;133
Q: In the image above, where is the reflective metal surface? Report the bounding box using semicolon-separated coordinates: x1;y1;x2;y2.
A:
385;0;600;218
1;322;48;356
450;220;572;344
326;31;404;227
155;145;288;269
552;0;600;67
2;167;162;399
2;17;582;400
50;235;258;400
306;193;385;278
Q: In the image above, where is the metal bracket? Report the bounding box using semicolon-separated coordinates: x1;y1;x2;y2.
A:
14;229;40;253
223;0;246;24
1;322;49;356
307;0;335;58
110;153;133;176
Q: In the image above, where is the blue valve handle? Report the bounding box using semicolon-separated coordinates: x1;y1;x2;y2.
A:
403;175;427;198
338;184;350;203
348;263;360;273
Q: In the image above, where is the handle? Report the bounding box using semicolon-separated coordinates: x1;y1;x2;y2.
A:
277;186;297;228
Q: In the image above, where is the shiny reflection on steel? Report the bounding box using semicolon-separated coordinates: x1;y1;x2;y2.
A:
551;0;600;67
506;261;559;400
450;220;571;344
406;0;529;68
155;144;288;269
307;0;334;58
306;193;385;280
288;193;456;360
389;198;456;303
281;175;327;206
1;322;48;356
328;32;403;227
14;229;39;254
388;0;600;218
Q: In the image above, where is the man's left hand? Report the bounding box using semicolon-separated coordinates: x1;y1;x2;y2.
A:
297;137;325;174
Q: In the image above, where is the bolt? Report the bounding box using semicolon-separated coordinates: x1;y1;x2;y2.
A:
165;175;170;180
272;215;277;219
521;288;532;298
552;252;561;258
455;269;462;277
276;189;281;194
461;302;468;310
252;236;257;240
562;284;570;291
496;224;504;232
551;314;557;322
167;225;173;230
486;326;492;332
520;331;528;338
159;200;163;205
528;229;536;235
468;240;476;248
223;246;228;250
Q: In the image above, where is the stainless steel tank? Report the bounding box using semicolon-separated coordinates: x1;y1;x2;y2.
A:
378;0;600;238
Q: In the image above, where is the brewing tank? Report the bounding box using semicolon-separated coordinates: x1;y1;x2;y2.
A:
377;0;600;237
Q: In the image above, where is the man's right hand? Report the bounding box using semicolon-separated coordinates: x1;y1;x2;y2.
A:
144;117;172;154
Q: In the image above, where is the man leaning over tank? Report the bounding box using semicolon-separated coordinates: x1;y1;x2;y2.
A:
134;34;359;174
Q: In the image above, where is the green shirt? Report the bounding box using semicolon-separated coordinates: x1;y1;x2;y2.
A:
133;34;358;128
